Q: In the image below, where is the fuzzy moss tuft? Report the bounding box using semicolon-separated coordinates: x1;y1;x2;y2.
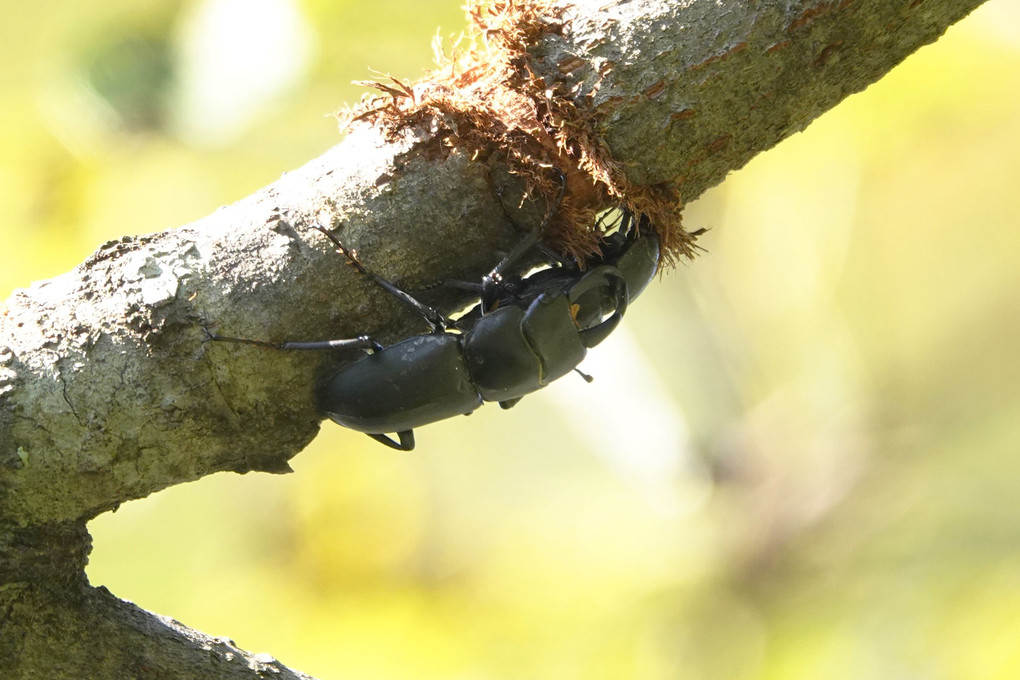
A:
338;0;698;265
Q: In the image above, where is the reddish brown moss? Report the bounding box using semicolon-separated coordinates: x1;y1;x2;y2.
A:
339;0;696;263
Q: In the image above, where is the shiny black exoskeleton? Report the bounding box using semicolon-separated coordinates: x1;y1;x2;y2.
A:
212;192;660;451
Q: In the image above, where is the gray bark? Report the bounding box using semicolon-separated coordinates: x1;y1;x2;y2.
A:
0;0;988;677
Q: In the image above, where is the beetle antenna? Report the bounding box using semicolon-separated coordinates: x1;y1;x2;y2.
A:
573;367;594;383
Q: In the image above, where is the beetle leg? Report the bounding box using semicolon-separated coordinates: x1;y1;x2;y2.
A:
483;168;567;310
442;279;484;293
367;430;416;451
535;242;569;267
277;336;383;354
308;224;454;332
207;332;382;354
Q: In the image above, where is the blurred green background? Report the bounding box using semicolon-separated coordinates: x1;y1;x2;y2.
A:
3;1;1020;678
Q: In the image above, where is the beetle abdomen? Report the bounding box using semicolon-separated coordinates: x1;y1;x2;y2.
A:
321;334;482;434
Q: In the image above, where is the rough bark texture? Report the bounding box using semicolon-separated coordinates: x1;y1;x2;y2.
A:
0;0;988;677
540;0;971;199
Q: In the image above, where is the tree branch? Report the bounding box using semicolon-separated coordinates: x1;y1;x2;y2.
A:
0;0;988;677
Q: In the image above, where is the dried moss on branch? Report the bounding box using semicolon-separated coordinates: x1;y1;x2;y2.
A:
341;0;696;264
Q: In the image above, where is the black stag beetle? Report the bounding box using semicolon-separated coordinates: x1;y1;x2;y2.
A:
211;182;660;451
